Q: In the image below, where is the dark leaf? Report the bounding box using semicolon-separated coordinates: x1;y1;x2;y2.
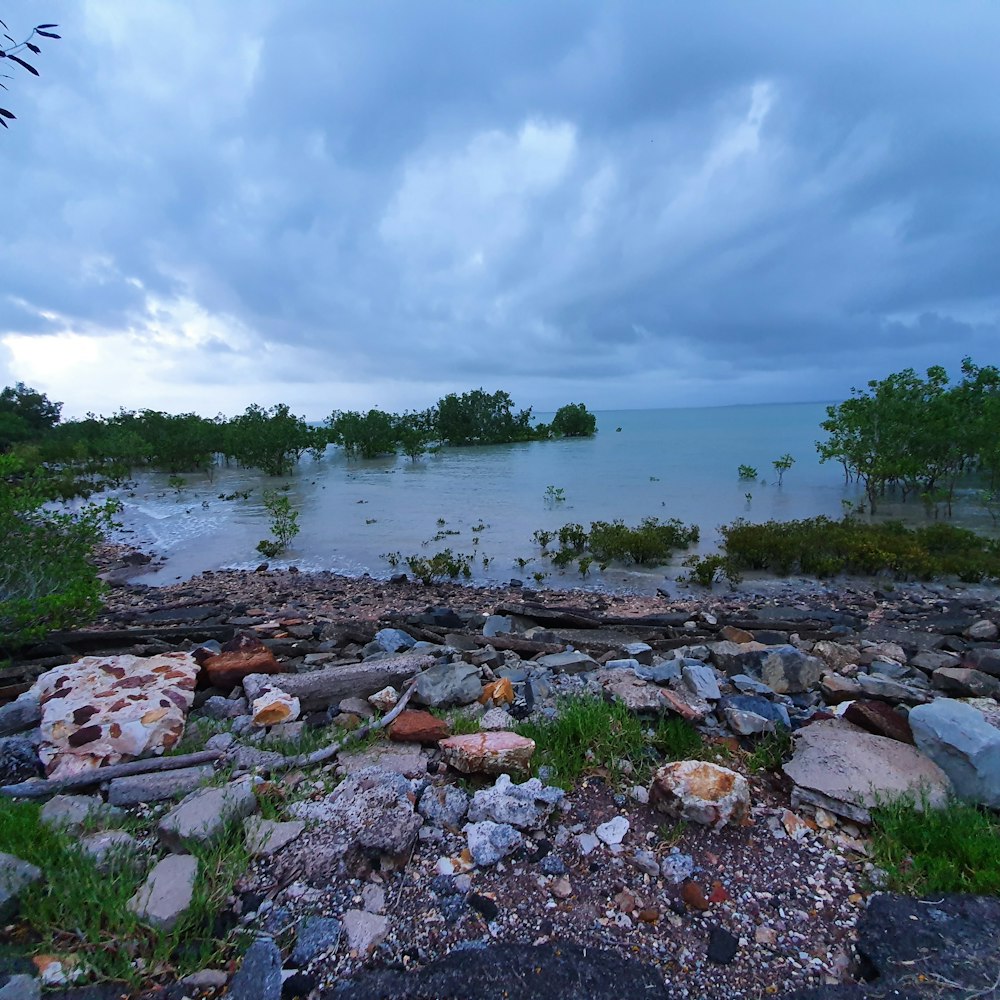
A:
0;117;8;129
35;30;61;40
0;107;14;119
26;42;41;54
3;34;15;45
7;54;39;75
35;24;59;30
0;19;7;31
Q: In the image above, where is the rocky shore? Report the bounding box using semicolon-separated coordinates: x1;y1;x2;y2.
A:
1;561;999;999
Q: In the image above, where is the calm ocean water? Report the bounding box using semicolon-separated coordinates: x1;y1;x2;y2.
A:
110;402;998;592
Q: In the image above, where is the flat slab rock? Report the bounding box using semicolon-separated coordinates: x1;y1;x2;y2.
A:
30;653;199;779
327;941;670;999
439;732;535;775
785;893;1000;999
783;719;950;820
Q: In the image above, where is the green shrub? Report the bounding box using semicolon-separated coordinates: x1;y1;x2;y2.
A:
719;516;1000;581
737;464;758;480
680;553;743;588
255;488;300;557
404;548;473;584
1;458;118;650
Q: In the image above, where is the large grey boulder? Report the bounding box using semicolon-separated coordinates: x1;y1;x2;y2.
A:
783;719;950;821
39;794;119;833
909;699;1000;809
721;645;823;694
0;694;41;737
286;767;422;878
467;774;564;831
464;820;523;866
158;780;258;852
0;852;42;921
413;662;482;707
128;854;197;931
373;628;417;653
418;783;470;829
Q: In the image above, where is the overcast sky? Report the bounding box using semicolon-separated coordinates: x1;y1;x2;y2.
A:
2;2;998;420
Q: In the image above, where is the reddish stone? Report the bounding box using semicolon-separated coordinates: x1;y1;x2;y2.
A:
843;699;914;744
201;634;284;690
709;880;729;904
388;710;451;745
439;732;535;775
681;881;710;911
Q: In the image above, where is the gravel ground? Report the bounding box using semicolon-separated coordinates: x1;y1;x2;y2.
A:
237;768;868;999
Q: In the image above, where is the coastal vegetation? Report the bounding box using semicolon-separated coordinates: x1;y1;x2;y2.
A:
716;516;1000;582
255;489;301;558
817;358;1000;515
533;517;700;571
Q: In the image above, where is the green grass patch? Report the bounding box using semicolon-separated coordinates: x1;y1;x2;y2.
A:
720;516;1000;582
431;708;482;736
515;695;707;790
868;794;1000;896
744;727;794;774
0;800;250;987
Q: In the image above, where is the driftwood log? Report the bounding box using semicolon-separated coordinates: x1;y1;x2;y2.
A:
0;749;224;799
242;651;435;710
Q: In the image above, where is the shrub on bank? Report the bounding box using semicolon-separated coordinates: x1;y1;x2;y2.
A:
719;516;1000;582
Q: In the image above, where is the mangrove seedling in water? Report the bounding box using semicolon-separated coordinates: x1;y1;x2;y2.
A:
256;489;300;558
738;464;758;480
772;453;795;486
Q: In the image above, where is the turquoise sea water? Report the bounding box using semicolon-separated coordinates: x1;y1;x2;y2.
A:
111;402;997;592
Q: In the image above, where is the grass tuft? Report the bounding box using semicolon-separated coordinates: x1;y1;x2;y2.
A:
0;800;251;986
515;695;706;790
744;727;794;773
869;793;1000;895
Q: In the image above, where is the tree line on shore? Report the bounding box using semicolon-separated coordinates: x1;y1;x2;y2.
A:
0;385;598;481
817;357;1000;517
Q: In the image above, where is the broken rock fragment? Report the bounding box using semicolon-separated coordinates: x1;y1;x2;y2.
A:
251;688;300;727
200;633;285;691
31;653;199;779
439;732;535;775
649;760;750;829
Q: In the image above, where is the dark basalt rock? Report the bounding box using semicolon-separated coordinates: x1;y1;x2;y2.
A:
326;942;670;999
783;893;1000;998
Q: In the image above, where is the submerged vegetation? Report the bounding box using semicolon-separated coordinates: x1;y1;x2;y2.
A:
533;517;700;572
717;515;1000;582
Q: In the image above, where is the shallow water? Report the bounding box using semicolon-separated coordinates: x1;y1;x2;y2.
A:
108;402;998;591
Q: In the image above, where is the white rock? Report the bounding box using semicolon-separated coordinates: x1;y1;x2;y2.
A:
368;686;399;712
595;815;630;846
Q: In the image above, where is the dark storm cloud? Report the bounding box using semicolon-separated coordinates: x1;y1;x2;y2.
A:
1;0;998;416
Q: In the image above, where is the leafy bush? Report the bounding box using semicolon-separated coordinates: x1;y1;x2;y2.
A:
551;402;597;437
587;517;699;565
404;549;473;584
719;516;1000;581
255;489;300;557
737;464;758;480
1;457;118;650
680;553;743;588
